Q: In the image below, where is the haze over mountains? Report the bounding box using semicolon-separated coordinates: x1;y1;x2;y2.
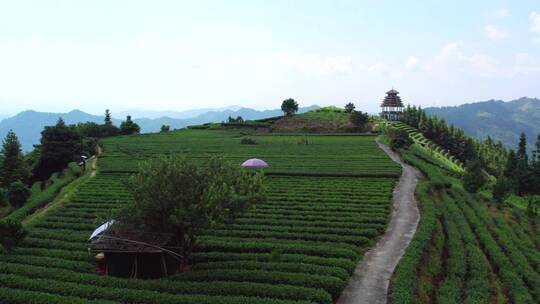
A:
0;106;318;151
426;97;540;149
1;97;539;153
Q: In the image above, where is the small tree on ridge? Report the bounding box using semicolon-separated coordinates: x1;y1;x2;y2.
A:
281;98;299;116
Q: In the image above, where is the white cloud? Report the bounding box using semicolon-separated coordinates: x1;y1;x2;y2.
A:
132;31;162;46
439;43;459;59
234;52;353;76
405;56;419;69
366;63;387;73
484;24;508;40
278;53;352;75
495;8;509;18
513;52;540;74
531;11;540;43
436;43;498;76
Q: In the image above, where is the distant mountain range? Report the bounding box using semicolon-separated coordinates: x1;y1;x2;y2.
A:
426;97;540;149
112;106;243;119
0;106;319;152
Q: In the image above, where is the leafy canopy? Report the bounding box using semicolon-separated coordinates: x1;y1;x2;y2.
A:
7;181;31;209
117;155;265;257
33;118;82;180
281;98;299;116
388;128;413;151
120;115;141;135
349;110;369;127
344;102;355;113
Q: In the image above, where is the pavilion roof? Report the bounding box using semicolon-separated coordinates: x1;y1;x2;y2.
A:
381;89;404;107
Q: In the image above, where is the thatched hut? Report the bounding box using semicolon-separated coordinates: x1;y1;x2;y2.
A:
88;222;183;279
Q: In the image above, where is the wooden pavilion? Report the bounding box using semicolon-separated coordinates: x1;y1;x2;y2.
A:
380;89;404;121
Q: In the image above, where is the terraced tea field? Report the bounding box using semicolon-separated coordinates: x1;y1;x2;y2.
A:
99;130;401;177
0;130;401;304
391;145;540;304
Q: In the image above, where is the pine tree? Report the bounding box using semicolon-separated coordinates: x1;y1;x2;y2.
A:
101;109;119;137
104;109;113;126
493;174;510;206
0;130;28;187
516;133;531;195
533;133;540;195
503;150;518;194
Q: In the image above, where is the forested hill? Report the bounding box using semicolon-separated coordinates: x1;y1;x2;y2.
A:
425;97;540;148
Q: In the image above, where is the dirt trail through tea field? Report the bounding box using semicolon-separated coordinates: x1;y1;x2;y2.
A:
337;138;421;304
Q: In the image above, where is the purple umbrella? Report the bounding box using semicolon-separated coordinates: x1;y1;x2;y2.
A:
241;158;269;169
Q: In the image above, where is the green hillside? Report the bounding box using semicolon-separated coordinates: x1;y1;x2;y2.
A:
389;134;540;304
426;97;540;149
0;129;400;303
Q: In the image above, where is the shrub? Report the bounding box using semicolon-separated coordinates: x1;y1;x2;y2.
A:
350;111;369;128
462;159;486;193
7;181;30;208
0;187;7;206
388;128;413;151
116;155;266;258
240;137;257;145
160;125;171;133
0;219;27;252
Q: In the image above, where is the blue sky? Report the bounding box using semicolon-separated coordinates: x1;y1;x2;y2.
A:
0;0;539;115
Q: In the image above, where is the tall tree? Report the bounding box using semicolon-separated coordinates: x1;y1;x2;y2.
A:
516;133;531;195
533;133;540;194
493;174;510;206
281;98;299;116
100;109;119;137
0;130;28;187
503;150;518;194
104;109;113;126
33;118;82;180
119;115;141;135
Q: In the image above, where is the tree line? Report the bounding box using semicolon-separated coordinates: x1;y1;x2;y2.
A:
494;133;540;206
399;105;540;211
400;105;507;175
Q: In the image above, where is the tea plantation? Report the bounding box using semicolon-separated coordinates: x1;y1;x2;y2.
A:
389;138;540;304
0;130;401;304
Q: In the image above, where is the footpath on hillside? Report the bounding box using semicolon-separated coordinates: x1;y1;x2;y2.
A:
22;148;100;225
337;138;421;304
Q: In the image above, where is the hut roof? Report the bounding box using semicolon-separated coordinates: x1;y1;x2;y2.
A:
89;223;177;254
381;89;404;107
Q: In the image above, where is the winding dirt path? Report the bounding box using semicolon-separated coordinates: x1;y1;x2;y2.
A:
337;138;421;304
